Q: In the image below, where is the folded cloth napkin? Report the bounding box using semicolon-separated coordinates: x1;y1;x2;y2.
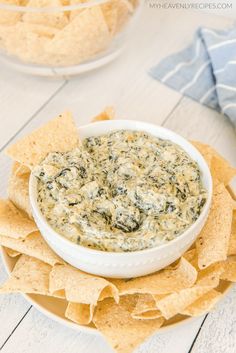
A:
150;27;236;126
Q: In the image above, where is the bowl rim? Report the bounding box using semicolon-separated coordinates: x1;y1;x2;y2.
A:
29;119;213;258
0;0;133;13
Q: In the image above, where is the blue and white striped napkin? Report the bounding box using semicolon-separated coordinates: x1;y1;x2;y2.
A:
150;27;236;126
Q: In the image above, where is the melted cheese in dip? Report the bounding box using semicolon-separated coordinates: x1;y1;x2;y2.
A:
34;130;207;252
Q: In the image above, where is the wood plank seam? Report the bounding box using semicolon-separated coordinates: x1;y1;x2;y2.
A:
188;315;208;353
0;306;32;351
161;97;183;127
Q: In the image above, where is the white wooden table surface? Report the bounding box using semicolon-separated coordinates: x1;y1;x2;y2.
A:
0;5;236;353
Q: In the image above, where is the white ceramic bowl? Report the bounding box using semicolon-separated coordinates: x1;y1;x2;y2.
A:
29;120;212;278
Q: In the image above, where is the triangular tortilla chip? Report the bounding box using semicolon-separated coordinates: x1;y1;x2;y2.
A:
92;106;115;122
0;255;51;295
0;231;62;266
49;264;119;304
45;7;111;65
93;295;164;353
180;289;222;316
196;182;234;269
111;258;197;295
5;111;79;168
154;286;213;320
0;199;37;239
154;261;224;320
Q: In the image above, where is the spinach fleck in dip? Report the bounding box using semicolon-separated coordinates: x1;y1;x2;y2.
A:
34;130;207;252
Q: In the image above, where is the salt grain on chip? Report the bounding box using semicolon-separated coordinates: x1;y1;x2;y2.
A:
0;199;37;239
6;111;79;168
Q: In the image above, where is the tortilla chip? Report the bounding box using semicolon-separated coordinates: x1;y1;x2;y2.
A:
45;7;111;65
154;261;224;320
65;302;95;325
228;212;236;256
5;112;79;168
101;1;118;34
68;0;87;20
131;294;162;320
0;231;62;266
8;163;32;218
0;255;51;295
8;24;60;66
197;262;225;287
154;286;213;320
0;0;21;25
22;0;69;29
220;258;236;282
180;289;222;316
21;22;60;37
114;0;132;33
196;182;233;269
182;248;199;269
92;106;115;122
11;162;30;176
211;154;236;186
49;264;119;304
192;141;236;185
111;258;197;295
93;296;164;353
4;247;20;257
0;200;37;239
191;141;213;167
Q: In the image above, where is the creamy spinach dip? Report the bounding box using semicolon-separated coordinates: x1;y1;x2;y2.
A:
34;130;207;252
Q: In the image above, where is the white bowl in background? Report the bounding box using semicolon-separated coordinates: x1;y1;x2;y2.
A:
29;120;212;278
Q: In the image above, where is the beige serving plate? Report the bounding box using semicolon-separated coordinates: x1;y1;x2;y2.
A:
0;247;233;336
